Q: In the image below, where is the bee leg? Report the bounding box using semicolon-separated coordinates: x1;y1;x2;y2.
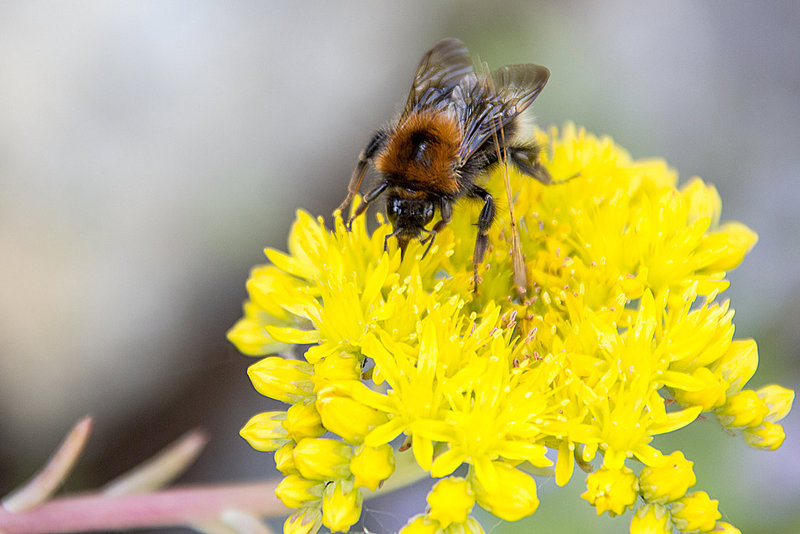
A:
420;200;453;258
471;188;495;292
336;130;388;216
346;181;389;230
508;144;551;185
383;227;400;253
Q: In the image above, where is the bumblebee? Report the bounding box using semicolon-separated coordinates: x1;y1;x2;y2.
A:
337;38;550;284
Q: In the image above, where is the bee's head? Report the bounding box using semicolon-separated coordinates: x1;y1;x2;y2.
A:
385;194;435;257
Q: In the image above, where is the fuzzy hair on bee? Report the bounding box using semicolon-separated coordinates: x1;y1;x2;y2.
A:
337;37;550;290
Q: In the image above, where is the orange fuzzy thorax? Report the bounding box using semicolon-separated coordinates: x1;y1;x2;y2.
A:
375;111;462;195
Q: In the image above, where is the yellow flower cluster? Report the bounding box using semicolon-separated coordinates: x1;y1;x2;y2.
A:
228;124;794;533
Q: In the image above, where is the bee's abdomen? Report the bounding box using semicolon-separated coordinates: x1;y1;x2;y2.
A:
376;111;462;195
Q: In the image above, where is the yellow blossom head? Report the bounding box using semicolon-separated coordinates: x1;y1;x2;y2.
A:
229;124;793;532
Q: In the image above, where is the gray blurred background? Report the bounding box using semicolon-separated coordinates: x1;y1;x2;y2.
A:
0;2;797;533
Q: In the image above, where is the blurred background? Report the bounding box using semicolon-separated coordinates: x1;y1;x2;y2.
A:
0;2;797;532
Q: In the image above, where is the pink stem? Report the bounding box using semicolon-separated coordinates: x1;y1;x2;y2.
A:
0;482;282;533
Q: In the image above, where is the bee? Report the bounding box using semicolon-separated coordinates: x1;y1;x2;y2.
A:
337;37;550;290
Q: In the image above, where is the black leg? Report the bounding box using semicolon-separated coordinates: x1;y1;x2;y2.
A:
346;181;389;230
471;187;495;291
383;227;400;253
336;130;388;216
508;144;551;185
419;199;452;258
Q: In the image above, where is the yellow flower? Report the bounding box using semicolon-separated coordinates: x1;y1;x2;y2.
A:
229;124;793;531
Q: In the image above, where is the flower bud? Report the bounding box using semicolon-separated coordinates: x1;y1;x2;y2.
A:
316;385;388;443
701;222;758;273
461;517;487;534
744;421;786;450
239;411;289;452
284;507;323;534
581;467;638;517
756;384;795;423
322;479;363;533
715;390;769;428
313;352;362;386
671;491;721;532
672;367;727;411
293;438;353;480
638;451;696;504
283;401;325;442
713;521;742;533
629;503;672;534
275;442;298;475
399;514;439;534
427;477;475;528
714;339;758;394
473;462;539;521
681;178;720;226
248;356;314;404
227;313;282;356
275;474;324;509
350;444;395;491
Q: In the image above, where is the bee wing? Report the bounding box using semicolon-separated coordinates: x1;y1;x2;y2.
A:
402;38;474;116
455;64;550;164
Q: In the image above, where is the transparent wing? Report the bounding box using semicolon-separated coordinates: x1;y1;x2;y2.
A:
402;38;474;116
454;63;549;164
491;64;550;117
